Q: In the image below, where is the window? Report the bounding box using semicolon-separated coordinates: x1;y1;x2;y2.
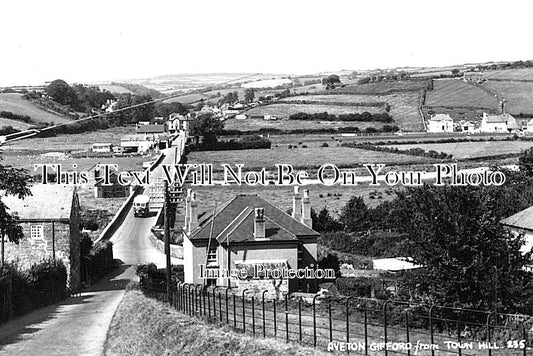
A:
30;224;44;241
207;244;217;265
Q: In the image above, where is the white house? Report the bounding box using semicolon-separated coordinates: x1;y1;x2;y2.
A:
500;206;533;256
427;114;454;133
527;119;533;133
480;113;516;133
459;120;478;134
91;143;114;153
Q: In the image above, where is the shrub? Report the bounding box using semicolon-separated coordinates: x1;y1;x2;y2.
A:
320;142;329;147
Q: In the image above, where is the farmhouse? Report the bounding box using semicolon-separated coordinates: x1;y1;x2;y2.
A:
91;143;114;153
2;185;81;290
167;113;192;134
182;187;320;297
427;114;454;133
93;168;134;198
135;124;167;139
480;113;518;133
500;207;533;255
459;120;478;133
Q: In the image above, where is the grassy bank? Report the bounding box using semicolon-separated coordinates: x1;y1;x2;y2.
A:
104;291;328;356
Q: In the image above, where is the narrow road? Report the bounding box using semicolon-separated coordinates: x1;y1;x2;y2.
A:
0;134;185;356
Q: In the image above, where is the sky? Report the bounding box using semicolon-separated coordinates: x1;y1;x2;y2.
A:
0;0;532;86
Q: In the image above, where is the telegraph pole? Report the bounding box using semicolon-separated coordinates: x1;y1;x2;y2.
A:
164;180;171;299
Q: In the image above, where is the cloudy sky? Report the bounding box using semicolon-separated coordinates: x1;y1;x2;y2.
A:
0;0;531;86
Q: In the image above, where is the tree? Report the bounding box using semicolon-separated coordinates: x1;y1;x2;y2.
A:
393;184;533;312
312;207;342;232
322;74;341;90
317;253;340;279
46;79;79;107
340;196;370;232
189;113;224;148
244;88;255;104
0;165;31;266
518;147;533;176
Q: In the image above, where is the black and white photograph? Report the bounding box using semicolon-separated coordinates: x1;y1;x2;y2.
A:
0;1;533;355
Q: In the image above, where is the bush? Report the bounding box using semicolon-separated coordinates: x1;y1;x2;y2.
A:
0;259;67;322
320;142;329;147
337;277;373;297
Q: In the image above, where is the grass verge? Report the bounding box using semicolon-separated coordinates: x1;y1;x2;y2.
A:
104;290;329;356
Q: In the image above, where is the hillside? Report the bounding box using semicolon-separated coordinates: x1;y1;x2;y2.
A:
0;93;72;125
105;291;328;356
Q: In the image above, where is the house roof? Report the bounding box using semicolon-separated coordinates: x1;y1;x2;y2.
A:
136;125;166;134
429;114;453;121
501;206;533;230
484;113;515;124
190;194;319;243
2;185;75;221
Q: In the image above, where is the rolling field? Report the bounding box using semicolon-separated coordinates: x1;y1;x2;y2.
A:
384;141;533;159
280;92;422;131
333;80;428;95
0;118;32;130
483;68;533;81
188;145;435;170
175;183;398;227
97;84;134;94
483;81;533;115
0;125;134;152
223;117;392;132
425;79;499;110
0;93;72;124
244;103;384;117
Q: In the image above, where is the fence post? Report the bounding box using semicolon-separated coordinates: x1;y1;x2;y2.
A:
298;297;302;342
486;312;495;356
364;306;368;355
273;295;277;337
429;305;436;356
252;295;255;336
383;301;392;356
233;293;237;328
285;293;289;342
346;297;354;343
328;296;333;343
313;295;319;347
207;288;211;319
242;289;248;332
456;309;462;356
195;285;202;315
225;288;230;324
405;309;411;356
213;286;221;320
262;290;267;338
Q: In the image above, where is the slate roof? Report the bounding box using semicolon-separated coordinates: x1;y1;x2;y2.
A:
136;125;166;134
429;114;453;121
501;206;533;230
190;194;319;243
2;185;75;221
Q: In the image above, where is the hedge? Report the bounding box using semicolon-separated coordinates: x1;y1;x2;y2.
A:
0;259;67;323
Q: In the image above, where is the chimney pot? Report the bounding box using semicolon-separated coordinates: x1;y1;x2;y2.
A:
292;186;302;220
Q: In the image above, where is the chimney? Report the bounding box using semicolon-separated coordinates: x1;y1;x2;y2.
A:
188;192;199;233
292;186;302;221
253;207;266;240
301;189;312;228
184;188;192;230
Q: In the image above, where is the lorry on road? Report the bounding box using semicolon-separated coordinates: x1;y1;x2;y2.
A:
133;195;150;217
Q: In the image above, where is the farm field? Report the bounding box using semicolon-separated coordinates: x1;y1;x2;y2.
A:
333;80;428;95
188;145;435;170
483;81;533;115
97;84;134;94
244;103;384;117
483;68;533;81
0;152;151;178
0;117;32;130
0;93;72;124
281;92;422;131
0;125;135;152
384;141;533;159
175;182;399;227
425;79;499;110
223;118;388;132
